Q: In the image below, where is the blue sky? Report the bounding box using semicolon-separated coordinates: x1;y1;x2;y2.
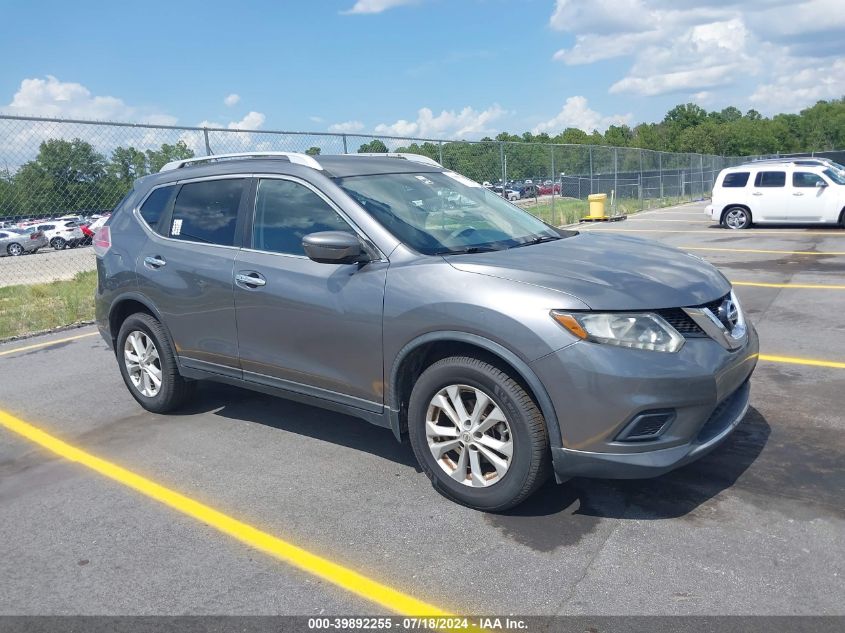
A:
1;0;843;139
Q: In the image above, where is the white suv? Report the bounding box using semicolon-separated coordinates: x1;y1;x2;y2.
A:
36;220;86;249
707;161;845;229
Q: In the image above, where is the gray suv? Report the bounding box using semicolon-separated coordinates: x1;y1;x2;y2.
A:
94;152;758;511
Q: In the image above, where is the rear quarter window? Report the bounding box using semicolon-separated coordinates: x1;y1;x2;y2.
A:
722;172;749;187
139;185;175;234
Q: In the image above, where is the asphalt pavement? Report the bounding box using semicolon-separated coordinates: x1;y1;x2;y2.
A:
1;201;843;616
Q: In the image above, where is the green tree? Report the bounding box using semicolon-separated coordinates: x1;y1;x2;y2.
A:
305;146;321;156
13;138;107;216
357;139;389;153
109;146;149;187
146;141;194;173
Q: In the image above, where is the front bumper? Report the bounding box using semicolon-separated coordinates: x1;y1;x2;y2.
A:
531;323;759;480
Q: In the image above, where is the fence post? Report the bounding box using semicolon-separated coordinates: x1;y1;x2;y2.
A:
550;144;556;224
639;149;644;210
588;146;594;195
342;134;348;155
499;142;506;189
438;140;443;165
203;128;212;156
658;152;663;201
613;148;618;213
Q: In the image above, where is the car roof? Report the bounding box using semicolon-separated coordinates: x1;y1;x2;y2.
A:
135;153;445;190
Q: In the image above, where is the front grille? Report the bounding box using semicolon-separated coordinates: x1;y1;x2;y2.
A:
654;293;730;339
655;308;707;337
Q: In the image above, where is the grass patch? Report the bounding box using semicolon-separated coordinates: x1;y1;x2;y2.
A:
0;270;97;340
519;198;589;225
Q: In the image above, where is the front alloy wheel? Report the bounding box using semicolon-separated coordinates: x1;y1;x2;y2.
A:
426;384;513;487
7;243;23;256
123;330;162;397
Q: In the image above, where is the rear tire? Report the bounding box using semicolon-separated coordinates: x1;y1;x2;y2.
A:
722;206;751;229
51;237;66;250
408;356;550;512
7;242;23;256
116;312;195;413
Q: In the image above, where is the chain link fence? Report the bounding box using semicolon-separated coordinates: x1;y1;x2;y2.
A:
0;114;745;292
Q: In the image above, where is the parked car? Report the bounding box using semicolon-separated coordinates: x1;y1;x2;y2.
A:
538;183;561;196
37;221;86;249
0;227;47;256
96;151;757;511
708;161;845;228
519;183;540;199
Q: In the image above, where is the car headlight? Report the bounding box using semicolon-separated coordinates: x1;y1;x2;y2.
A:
551;311;685;353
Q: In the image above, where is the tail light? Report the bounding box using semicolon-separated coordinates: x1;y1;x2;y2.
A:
93;226;111;257
30;231;42;240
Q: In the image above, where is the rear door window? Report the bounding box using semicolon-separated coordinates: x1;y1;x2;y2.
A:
754;171;786;187
169;179;245;246
722;172;749;187
792;172;826;187
139;185;175;233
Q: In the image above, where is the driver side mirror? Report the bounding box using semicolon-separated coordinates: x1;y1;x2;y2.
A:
816;180;828;187
302;231;370;265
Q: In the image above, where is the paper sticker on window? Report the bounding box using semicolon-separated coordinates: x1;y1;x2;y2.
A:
414;175;434;185
172;218;183;236
443;171;481;188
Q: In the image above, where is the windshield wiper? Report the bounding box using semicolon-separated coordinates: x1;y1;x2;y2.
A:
439;245;503;255
513;234;561;248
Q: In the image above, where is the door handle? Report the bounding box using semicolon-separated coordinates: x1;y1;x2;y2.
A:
792;192;804;196
144;255;166;268
235;272;266;288
751;192;763;196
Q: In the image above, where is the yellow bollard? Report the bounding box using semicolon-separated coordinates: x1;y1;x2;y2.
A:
586;193;607;219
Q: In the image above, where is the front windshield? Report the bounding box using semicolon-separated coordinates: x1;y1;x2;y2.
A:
824;168;845;185
335;171;561;255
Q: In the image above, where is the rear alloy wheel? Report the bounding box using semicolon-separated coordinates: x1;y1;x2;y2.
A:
408;356;550;511
723;207;751;230
116;312;195;413
51;237;66;250
7;242;23;256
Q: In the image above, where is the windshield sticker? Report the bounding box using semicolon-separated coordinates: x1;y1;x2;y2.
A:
414;175;434;185
172;218;183;236
443;171;481;188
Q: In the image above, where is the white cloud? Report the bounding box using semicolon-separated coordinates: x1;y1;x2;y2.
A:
532;96;632;134
342;0;418;15
1;75;176;125
374;105;506;139
223;93;240;107
548;1;845;111
750;57;845;112
226;111;265;130
328;120;365;133
309;115;324;123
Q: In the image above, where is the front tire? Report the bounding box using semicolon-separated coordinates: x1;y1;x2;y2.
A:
722;206;751;229
7;242;23;256
408;356;550;512
116;312;195;413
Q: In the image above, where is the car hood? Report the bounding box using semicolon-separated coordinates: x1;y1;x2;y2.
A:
444;232;730;310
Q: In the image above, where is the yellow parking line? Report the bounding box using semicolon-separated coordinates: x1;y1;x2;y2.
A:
759;354;845;369
732;281;845;290
682;246;845;256
0;409;451;617
0;331;99;357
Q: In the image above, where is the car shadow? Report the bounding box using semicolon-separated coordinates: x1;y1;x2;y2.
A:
178;382;421;470
484;407;771;550
173;385;771;551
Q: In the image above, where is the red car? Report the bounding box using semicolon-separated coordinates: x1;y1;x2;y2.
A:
537;183;561;195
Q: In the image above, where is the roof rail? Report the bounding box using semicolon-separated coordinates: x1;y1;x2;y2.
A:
354;152;442;167
159;151;323;173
